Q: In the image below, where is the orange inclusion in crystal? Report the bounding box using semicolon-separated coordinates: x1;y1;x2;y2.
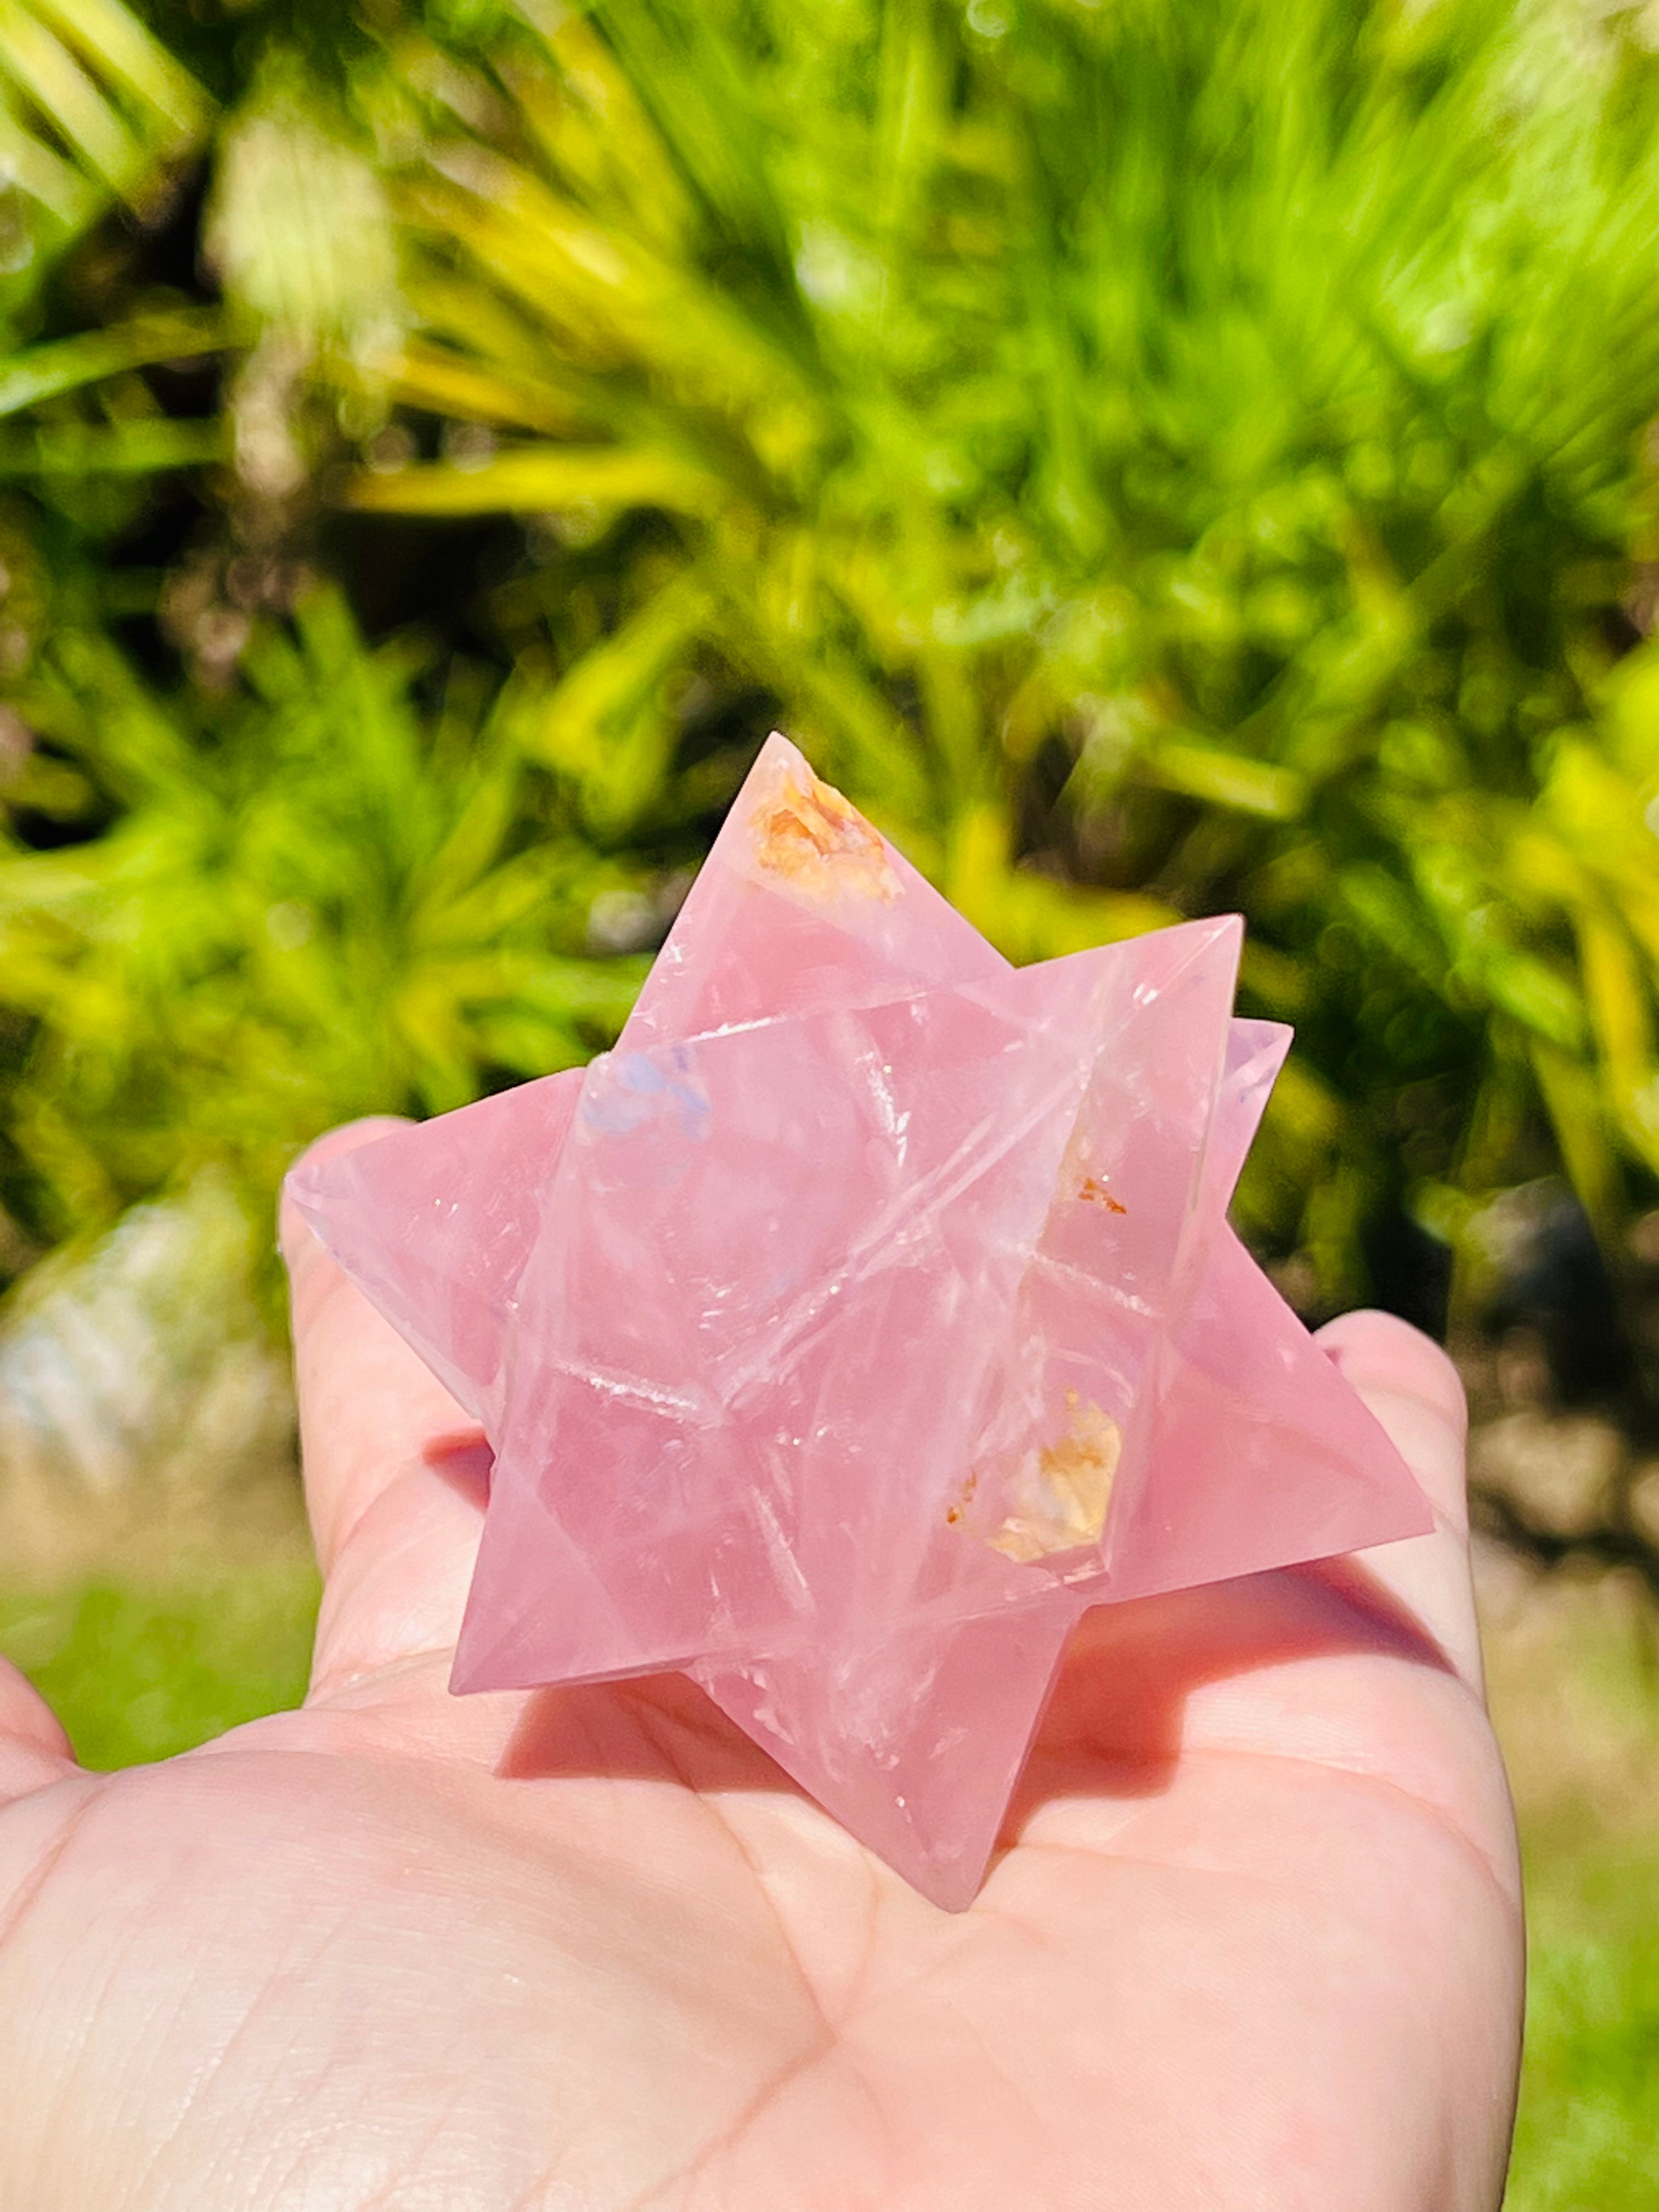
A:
751;771;899;903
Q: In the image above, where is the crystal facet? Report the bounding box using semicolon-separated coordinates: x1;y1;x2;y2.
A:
289;735;1432;1909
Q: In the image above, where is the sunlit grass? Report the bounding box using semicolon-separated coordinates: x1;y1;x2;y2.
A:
1484;1557;1659;2208
1508;1842;1659;2211
0;1566;318;1768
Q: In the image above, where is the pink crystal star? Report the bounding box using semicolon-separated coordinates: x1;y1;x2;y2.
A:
289;735;1431;1909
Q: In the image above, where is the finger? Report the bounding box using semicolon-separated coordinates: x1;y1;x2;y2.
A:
0;1656;75;1804
280;1120;487;1697
1314;1308;1485;1695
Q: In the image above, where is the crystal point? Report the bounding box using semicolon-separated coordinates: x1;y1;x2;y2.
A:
291;738;1432;1909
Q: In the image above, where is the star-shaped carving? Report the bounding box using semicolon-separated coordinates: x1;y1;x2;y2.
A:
290;736;1431;1909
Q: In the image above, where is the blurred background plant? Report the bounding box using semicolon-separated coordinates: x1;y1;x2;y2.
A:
2;0;1657;1344
3;0;1659;1548
0;1;1657;2194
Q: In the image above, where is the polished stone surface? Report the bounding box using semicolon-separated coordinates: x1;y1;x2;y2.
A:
290;736;1431;1907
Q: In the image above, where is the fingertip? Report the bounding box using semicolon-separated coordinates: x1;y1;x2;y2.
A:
1315;1308;1468;1444
1317;1310;1472;1543
284;1114;413;1195
1306;1312;1488;1690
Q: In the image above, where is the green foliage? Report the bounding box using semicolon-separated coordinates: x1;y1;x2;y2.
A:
0;0;206;340
1;591;649;1246
0;0;1657;1306
326;0;1659;1296
0;3;217;540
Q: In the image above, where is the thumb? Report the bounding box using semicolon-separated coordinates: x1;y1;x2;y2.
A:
280;1118;487;1700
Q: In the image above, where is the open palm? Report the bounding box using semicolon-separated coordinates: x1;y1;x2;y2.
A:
0;1125;1522;2210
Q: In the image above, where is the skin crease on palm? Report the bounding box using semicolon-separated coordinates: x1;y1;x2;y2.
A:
0;1120;1523;2212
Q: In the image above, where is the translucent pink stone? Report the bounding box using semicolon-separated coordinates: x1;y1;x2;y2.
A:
289;735;1431;1908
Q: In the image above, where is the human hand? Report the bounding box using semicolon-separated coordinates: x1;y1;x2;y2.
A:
0;1122;1522;2210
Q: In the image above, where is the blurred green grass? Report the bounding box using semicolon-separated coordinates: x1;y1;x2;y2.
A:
1511;1843;1659;2211
1482;1551;1659;2209
0;1566;318;1767
1;1552;1655;2207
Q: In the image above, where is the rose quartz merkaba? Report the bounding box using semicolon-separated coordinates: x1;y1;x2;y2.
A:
289;734;1431;1908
